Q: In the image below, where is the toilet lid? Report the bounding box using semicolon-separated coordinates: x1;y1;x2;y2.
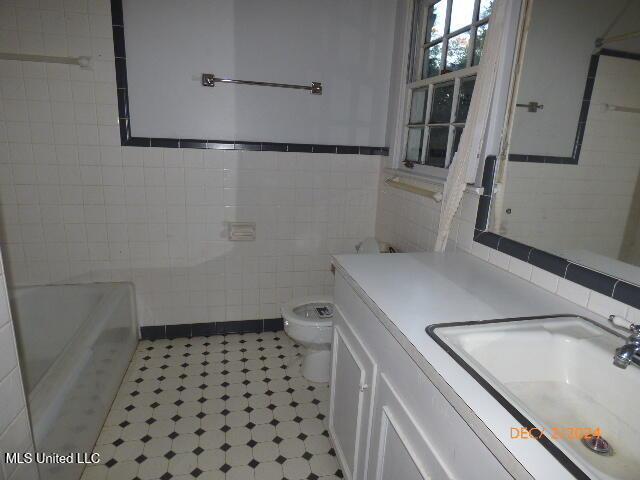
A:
282;295;334;327
293;302;334;320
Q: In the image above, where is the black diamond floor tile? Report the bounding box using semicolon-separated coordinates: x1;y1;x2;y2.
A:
85;332;336;480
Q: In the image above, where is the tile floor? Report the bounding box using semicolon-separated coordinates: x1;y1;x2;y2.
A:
81;332;342;480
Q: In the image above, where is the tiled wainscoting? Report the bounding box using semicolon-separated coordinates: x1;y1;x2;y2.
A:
0;146;381;327
83;332;340;480
375;160;478;253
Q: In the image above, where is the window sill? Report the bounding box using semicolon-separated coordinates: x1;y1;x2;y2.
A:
383;167;485;196
383;167;446;187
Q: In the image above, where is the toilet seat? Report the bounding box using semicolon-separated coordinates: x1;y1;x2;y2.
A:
282;294;334;382
282;295;334;328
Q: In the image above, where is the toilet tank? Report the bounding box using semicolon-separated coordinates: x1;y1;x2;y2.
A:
356;237;387;254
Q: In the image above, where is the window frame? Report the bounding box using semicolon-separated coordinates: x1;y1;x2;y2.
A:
393;0;490;180
404;69;478;174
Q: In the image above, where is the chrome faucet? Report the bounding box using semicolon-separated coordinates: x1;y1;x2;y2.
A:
609;315;640;369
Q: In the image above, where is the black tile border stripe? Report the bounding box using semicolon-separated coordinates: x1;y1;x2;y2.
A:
474;155;496;231
565;264;617;297
473;156;640;310
496;237;531;262
140;318;285;340
507;154;576;165
528;249;568;278
599;48;640;62
613;282;640;310
109;0;388;156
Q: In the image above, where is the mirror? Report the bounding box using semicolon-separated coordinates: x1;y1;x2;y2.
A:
495;0;640;285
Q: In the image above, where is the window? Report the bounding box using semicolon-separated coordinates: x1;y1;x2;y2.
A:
401;0;491;176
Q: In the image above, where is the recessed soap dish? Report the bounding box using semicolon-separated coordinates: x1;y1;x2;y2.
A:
228;222;256;241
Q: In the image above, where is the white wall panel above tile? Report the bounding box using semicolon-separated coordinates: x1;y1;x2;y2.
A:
123;0;397;144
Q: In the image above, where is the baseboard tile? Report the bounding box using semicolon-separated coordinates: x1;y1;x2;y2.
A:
140;318;285;340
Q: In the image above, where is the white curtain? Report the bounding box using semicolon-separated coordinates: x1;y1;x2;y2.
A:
434;0;510;251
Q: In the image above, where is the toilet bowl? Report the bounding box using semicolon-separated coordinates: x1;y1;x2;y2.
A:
282;237;385;383
282;295;334;383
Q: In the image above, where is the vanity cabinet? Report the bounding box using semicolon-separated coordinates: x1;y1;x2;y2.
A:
328;323;377;480
330;271;515;480
369;373;450;480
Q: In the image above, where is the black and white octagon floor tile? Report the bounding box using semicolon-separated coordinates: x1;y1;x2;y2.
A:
81;332;342;480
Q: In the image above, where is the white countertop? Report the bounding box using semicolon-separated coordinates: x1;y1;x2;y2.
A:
332;251;604;480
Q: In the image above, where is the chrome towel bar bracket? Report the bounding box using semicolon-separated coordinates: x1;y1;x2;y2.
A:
201;73;322;95
515;101;543;112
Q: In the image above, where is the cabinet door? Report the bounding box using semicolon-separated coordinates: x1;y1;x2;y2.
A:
329;324;377;480
369;373;452;480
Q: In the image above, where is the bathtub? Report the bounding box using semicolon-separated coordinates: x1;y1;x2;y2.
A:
10;283;138;480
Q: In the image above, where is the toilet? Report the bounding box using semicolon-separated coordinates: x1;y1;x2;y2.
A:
282;237;385;382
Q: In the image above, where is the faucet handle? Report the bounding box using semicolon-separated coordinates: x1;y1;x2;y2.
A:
609;315;639;334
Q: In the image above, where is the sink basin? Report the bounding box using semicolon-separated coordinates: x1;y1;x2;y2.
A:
427;315;640;480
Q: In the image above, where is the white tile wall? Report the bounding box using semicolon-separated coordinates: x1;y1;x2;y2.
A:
0;146;381;326
0;0;382;326
375;158;479;253
503;56;640;259
0;254;37;480
375;174;441;251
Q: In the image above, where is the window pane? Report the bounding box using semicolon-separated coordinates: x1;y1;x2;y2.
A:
478;0;493;20
425;0;446;43
409;89;428;124
449;0;475;32
429;81;454;124
455;76;476;122
473;23;488;66
445;30;470;72
406;128;424;163
422;42;442;78
452;126;464;157
426;127;449;167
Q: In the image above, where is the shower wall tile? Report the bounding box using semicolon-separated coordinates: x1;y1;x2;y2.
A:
0;370;26;436
0;2;382;327
0;410;37;480
0;254;36;480
0;324;19;389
